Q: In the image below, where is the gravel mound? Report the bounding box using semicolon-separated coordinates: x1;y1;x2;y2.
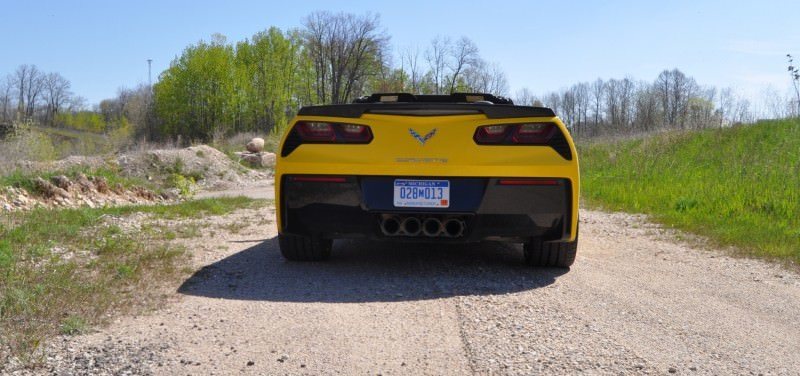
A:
118;145;266;190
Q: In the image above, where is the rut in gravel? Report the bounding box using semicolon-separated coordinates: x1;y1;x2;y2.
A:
8;200;800;375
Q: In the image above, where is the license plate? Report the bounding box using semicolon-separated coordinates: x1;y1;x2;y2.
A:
393;179;450;208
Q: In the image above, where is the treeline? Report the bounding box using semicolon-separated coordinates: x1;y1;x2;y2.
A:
0;65;83;126
0;64;134;135
515;69;771;137
148;12;509;141
4;10;796;144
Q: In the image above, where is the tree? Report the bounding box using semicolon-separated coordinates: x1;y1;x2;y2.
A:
154;35;237;141
425;36;450;94
400;46;423;94
463;59;508;95
447;37;478;93
23;65;44;118
0;77;12;123
236;27;305;134
301;11;389;104
514;88;535;106
590;79;605;128
788;54;800;115
43;72;72;125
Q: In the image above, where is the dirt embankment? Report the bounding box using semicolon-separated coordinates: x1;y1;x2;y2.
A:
7;199;800;375
0;145;270;211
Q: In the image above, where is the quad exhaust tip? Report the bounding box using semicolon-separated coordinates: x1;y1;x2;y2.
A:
380;216;401;236
444;218;465;238
380;215;466;238
401;217;422;236
423;218;443;237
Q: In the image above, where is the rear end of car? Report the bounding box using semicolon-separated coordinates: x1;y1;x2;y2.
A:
275;93;580;267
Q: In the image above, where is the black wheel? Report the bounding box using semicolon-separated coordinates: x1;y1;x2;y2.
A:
278;234;332;261
524;232;578;268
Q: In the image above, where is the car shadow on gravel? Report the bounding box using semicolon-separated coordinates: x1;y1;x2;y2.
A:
178;237;567;303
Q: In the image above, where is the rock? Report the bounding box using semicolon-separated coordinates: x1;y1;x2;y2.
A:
247;361;255;366
92;177;110;194
33;177;71;199
133;187;157;201
261;152;276;167
51;175;72;190
160;190;180;201
75;173;95;192
246;138;265;153
238;152;276;168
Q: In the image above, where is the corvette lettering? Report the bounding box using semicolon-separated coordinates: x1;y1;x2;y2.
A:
395;157;449;163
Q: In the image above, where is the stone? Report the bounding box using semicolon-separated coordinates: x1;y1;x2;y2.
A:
75;173;95;192
92;177;110;194
33;177;70;199
238;152;276;168
51;175;73;190
246;138;265;153
260;152;276;167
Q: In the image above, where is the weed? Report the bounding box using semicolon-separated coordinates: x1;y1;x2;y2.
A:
167;173;195;197
59;315;88;335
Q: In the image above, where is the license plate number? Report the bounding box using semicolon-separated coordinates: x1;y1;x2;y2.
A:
393;179;450;208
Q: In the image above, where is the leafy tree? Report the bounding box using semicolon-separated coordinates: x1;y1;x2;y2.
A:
154;35;236;141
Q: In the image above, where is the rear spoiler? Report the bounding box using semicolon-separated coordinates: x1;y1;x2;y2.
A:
297;103;556;119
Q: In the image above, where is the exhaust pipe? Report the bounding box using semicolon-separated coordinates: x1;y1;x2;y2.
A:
422;218;443;237
401;217;422;236
443;218;466;238
380;216;401;236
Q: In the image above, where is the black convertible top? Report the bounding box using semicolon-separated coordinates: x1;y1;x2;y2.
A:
297;93;556;119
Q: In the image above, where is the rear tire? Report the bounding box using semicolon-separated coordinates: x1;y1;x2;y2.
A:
278;234;332;261
524;232;578;268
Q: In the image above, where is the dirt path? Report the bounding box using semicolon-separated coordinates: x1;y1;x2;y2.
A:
15;189;800;375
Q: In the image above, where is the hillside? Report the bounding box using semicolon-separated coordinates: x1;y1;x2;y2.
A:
580;119;800;263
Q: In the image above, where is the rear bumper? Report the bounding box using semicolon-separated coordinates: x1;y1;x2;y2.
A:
279;175;575;243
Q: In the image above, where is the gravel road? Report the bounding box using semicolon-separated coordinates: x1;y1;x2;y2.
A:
14;194;800;375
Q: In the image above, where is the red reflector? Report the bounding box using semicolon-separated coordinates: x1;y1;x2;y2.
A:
498;179;559;186
291;176;347;183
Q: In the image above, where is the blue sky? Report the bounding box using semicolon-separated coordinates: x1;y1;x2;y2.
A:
1;0;798;106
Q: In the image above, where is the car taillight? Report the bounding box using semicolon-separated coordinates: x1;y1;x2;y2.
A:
297;122;336;141
338;124;371;141
474;123;557;145
474;125;509;143
293;122;373;143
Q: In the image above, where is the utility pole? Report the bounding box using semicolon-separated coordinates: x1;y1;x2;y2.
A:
147;59;153;87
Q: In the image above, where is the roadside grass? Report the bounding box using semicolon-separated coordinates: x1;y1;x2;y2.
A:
0;197;265;363
580;118;800;263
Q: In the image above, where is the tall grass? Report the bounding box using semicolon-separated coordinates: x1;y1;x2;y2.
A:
580;118;800;262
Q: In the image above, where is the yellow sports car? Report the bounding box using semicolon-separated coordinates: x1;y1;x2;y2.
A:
275;93;580;267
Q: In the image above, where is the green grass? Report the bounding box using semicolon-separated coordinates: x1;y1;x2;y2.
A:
0;197;264;362
580;118;800;262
